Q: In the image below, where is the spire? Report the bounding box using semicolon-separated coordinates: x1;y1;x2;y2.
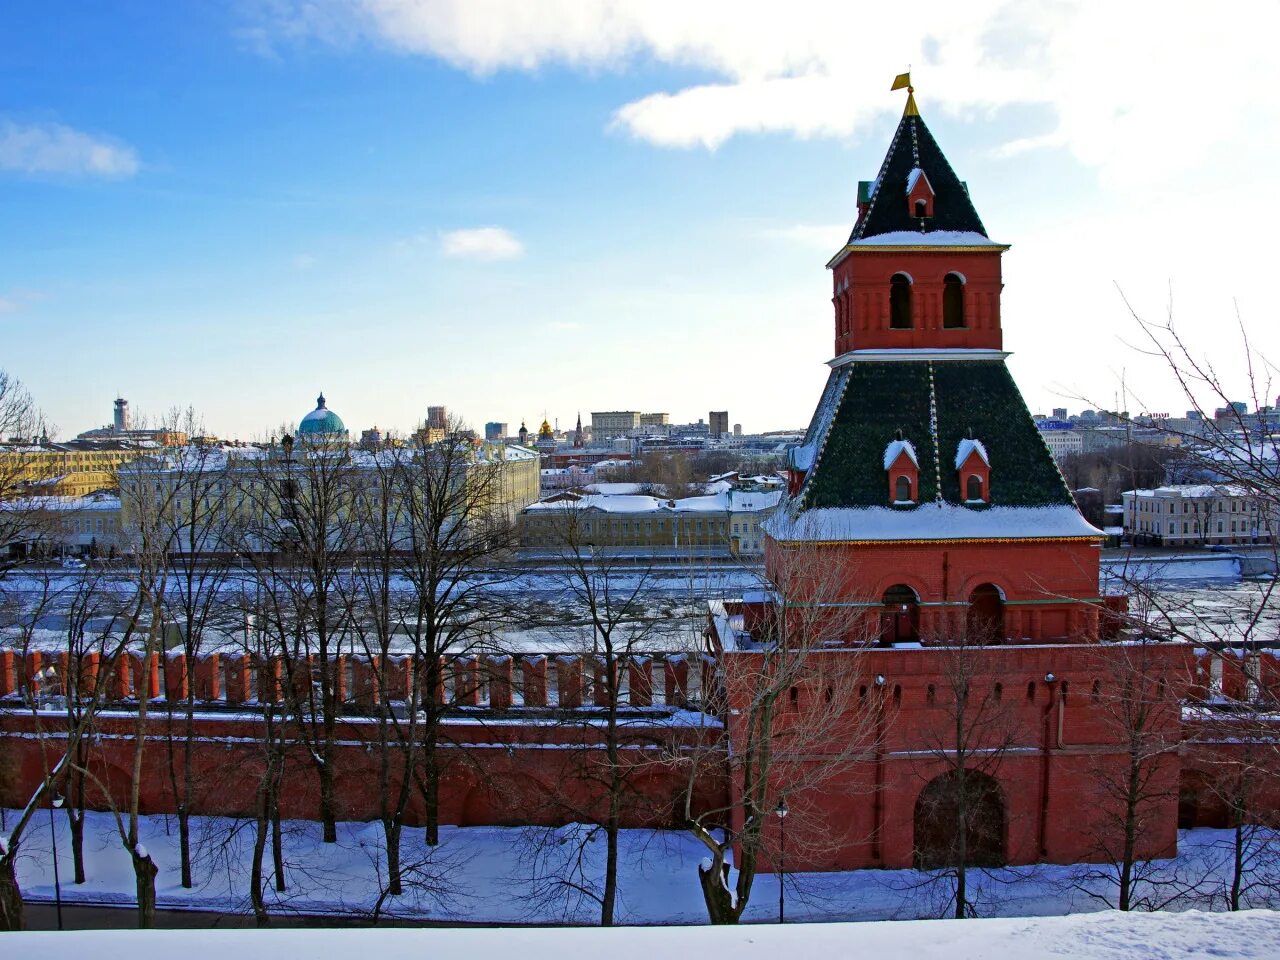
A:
316;392;327;409
849;77;988;243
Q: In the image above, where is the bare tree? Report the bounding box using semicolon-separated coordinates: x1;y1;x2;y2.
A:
241;431;359;843
907;622;1023;919
679;545;882;924
514;504;679;926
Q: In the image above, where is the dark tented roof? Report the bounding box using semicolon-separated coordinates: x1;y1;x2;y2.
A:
850;112;988;242
799;360;1075;510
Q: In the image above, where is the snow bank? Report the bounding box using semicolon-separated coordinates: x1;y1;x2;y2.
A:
8;910;1280;958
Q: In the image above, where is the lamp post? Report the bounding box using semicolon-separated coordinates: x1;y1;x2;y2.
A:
775;797;789;923
49;792;64;930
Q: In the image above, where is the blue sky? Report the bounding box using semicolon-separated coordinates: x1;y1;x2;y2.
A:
3;2;1279;439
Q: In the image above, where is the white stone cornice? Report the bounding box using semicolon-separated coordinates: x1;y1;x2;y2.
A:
828;348;1011;368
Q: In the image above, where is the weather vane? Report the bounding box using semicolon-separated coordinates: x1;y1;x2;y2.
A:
891;69;918;116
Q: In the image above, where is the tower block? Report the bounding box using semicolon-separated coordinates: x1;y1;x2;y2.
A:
768;93;1104;645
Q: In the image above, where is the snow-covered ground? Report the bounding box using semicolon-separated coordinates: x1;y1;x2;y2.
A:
7;809;1280;925
6;909;1280;959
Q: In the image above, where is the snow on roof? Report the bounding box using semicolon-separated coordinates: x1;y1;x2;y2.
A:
905;167;931;194
526;489;783;516
850;230;1004;247
954;438;990;470
764;504;1103;543
883;439;919;471
585;482;643;495
1124;484;1254;498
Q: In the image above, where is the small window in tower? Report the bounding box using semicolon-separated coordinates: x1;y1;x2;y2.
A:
895;475;913;503
914;198;928;218
966;474;984;502
943;273;966;328
889;273;913;329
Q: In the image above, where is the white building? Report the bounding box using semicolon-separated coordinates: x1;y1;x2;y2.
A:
1122;485;1274;546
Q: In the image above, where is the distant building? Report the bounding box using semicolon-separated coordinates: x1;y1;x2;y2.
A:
114;397;130;432
592;411;641;438
639;412;669;427
1123;484;1274;546
709;411;729;438
427;405;448;430
485;421;509;442
733;423;742;436
1035;419;1082;460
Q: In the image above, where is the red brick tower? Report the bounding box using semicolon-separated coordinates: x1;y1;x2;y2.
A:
769;86;1104;644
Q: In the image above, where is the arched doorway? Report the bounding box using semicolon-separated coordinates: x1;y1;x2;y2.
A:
881;585;920;645
967;583;1005;643
913;770;1007;869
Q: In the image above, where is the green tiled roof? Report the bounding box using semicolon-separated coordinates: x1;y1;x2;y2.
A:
800;360;1074;510
851;112;988;242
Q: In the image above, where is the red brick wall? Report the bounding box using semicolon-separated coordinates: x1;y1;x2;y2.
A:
720;643;1189;871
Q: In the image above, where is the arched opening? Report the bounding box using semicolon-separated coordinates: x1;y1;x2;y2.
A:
894;475;913;502
914;770;1007;869
967;583;1005;642
889;274;913;329
880;584;920;645
914;198;928;218
966;474;984;502
943;273;966;328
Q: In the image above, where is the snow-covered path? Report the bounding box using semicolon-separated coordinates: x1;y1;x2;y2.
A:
7;809;1280;925
7;910;1280;960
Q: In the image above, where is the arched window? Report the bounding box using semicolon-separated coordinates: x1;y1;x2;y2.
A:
914;199;928;218
889;273;913;329
881;584;920;645
895;475;913;502
943;273;965;328
966;474;984;502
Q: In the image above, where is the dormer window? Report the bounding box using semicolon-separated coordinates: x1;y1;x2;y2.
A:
889;273;913;329
906;166;934;218
884;437;919;504
955;438;990;504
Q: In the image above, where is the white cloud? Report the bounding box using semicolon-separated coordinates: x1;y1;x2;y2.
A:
0;121;139;178
440;226;524;261
0;289;46;315
245;1;1280;184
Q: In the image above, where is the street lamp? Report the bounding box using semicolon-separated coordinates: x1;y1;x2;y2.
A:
775;797;789;923
49;792;64;930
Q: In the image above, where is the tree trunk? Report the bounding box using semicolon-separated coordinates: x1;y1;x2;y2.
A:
318;759;337;844
424;741;440;847
178;807;192;889
0;852;23;931
385;818;403;896
68;807;86;885
271;786;286;892
601;822;618;926
250;797;270;927
132;850;159;928
697;857;739;925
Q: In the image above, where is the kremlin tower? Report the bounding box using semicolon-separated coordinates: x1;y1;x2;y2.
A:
767;81;1103;646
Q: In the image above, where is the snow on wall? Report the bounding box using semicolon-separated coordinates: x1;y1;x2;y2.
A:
765;504;1103;542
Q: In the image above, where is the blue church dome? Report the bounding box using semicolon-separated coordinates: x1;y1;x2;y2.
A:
297;392;347;437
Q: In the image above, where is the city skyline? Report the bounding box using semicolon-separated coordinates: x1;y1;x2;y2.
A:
3;3;1279;439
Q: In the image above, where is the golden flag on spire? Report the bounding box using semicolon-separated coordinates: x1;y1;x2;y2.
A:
891;71;911;91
